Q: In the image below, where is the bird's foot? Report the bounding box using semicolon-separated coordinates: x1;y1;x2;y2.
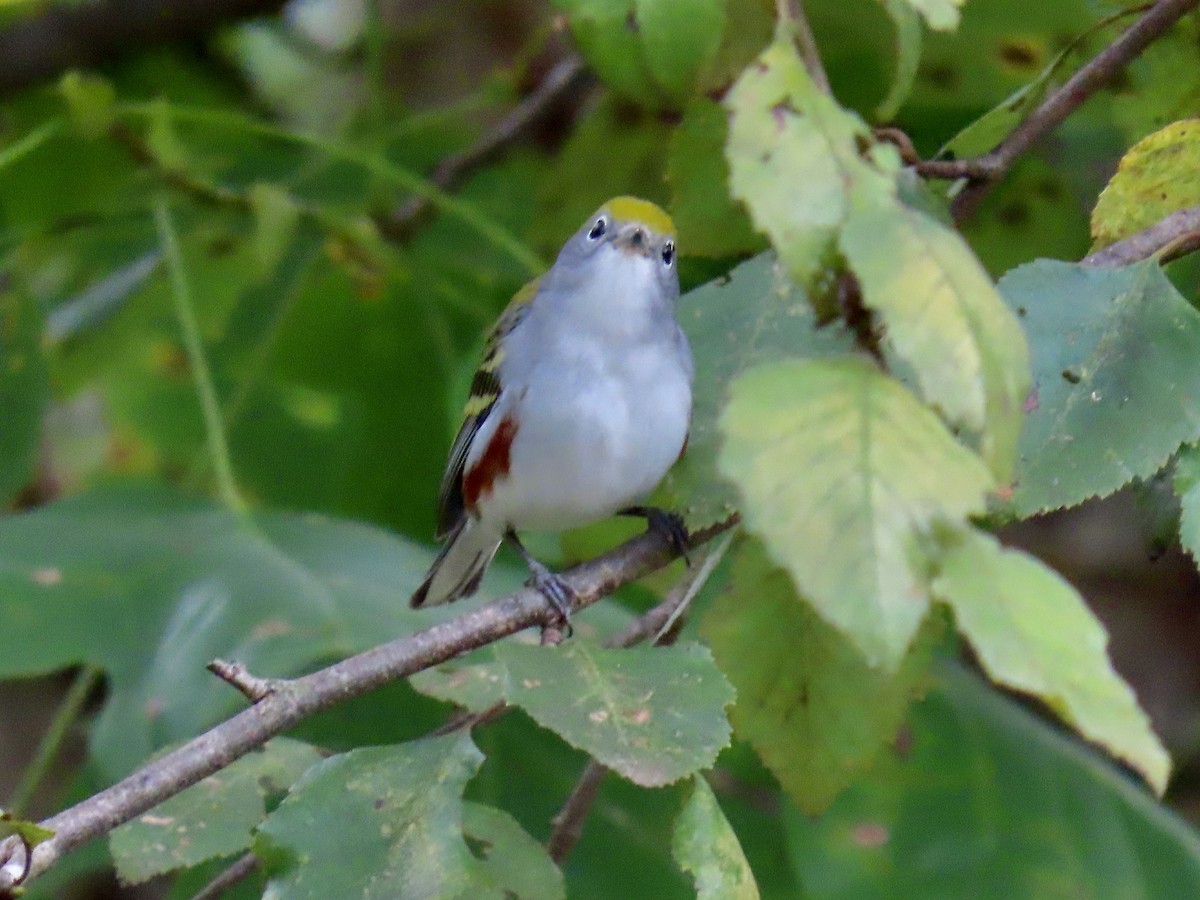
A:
620;506;691;565
525;560;575;636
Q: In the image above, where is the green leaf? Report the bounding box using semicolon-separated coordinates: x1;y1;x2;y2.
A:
109;739;324;884
249;183;301;277
840;192;1030;481
0;812;53;847
998;260;1200;515
494;640;734;786
0;291;47;504
873;0;923;121
551;0;661;106
934;528;1169;794
58;71;116;139
724;33;894;283
786;662;1200;898
635;0;726;101
258;734;517;899
1091;119;1200;250
672;775;759;899
667;99;763;258
662;254;857;526
0;483;500;779
460;803;566;900
1175;443;1200;561
703;540;935;812
718;357;993;669
897;0;961;30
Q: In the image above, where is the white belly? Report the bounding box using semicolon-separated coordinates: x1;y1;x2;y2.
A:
476;341;690;533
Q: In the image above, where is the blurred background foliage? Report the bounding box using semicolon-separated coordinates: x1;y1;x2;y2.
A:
2;0;1200;897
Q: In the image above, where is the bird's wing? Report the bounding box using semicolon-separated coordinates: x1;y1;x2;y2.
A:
435;276;541;537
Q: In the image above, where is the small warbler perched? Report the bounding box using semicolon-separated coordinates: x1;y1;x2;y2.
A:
411;197;694;621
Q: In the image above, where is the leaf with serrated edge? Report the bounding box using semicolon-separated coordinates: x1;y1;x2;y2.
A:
841;192;1030;481
1174;444;1200;560
673;775;760;899
725;33;892;284
110;739;323;885
718;357;993;669
703;539;935;812
999;260;1200;516
1092;119;1200;249
495;640;734;786
662;254;857;527
934;528;1170;793
259;734;486;899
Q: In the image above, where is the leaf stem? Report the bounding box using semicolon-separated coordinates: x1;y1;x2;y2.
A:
153;200;246;514
0;119;65;173
7;666;102;819
122;103;544;276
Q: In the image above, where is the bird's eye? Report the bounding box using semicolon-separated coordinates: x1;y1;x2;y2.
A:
661;240;675;266
588;217;607;240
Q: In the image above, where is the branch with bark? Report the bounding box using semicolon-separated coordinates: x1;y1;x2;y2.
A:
0;515;736;894
908;0;1199;220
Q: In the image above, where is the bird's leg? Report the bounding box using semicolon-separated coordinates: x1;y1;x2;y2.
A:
505;529;575;630
619;506;691;565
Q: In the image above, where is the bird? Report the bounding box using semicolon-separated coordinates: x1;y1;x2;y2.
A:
410;196;694;622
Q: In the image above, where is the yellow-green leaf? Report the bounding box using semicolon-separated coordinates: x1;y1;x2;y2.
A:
703;539;936;812
1091;119;1200;249
934;528;1170;794
724;33;893;284
840;193;1030;481
718;357;993;669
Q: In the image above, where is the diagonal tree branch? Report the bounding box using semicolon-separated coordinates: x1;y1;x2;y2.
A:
0;515;737;893
910;0;1198;219
1082;204;1200;267
379;54;590;239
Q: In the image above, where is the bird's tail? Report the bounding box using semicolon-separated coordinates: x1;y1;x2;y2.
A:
410;517;502;607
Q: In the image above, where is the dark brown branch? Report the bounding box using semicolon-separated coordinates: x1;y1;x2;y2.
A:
546;759;608;864
379;55;589;239
910;0;1198;219
189;851;259;900
0;0;289;95
0;515;736;892
1082;204;1200;267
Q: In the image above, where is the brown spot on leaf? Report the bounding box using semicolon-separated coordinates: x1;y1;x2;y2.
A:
852;821;889;848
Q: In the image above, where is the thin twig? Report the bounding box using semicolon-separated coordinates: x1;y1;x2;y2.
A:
546;759;608;864
776;0;831;94
1082;204;1200;267
908;0;1198;219
381;55;588;237
206;660;278;703
189;851;259;900
154;201;245;514
0;515;737;892
542;537;732;868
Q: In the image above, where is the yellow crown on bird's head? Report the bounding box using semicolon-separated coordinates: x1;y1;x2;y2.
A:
599;196;676;238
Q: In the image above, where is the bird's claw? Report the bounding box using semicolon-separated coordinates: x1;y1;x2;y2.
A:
624;506;691;565
527;566;575;636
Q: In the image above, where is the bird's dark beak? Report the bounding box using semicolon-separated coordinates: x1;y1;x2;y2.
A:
615;225;655;258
